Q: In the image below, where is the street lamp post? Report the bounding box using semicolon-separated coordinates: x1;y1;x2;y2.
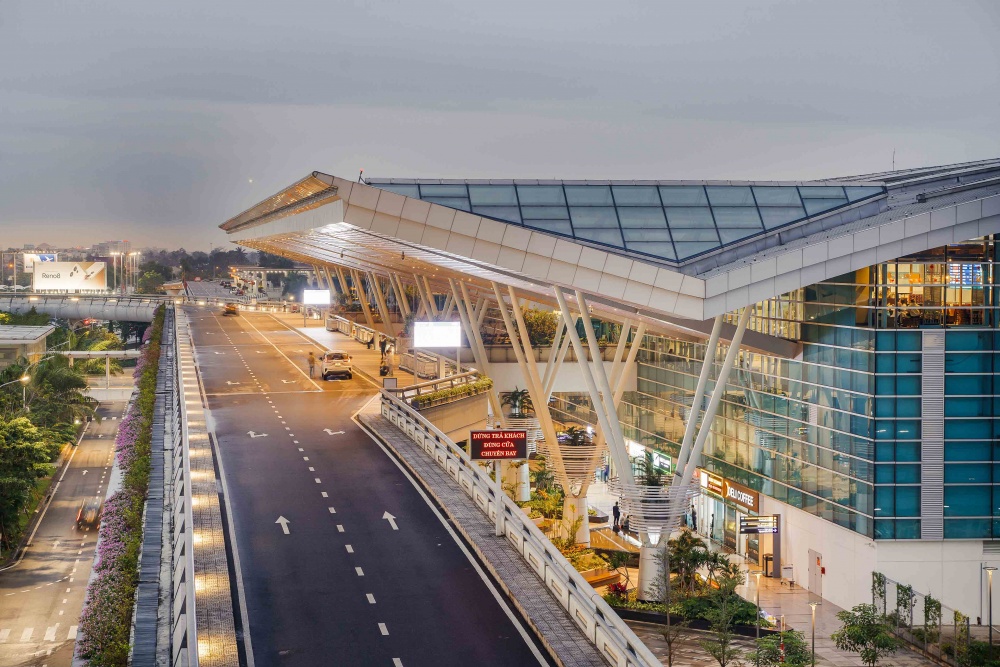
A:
987;566;997;653
753;570;762;667
809;601;821;667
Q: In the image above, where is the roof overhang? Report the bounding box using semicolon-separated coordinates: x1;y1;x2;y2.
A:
223;172;1000;355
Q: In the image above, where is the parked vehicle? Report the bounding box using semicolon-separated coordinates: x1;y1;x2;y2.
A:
322;350;353;380
222;303;239;316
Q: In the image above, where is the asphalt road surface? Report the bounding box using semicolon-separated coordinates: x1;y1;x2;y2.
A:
190;308;546;667
0;402;126;667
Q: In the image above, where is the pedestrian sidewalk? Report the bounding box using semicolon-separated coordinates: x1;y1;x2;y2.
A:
267;312;418;386
704;539;935;667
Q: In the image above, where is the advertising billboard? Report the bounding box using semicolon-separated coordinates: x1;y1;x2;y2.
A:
302;289;331;305
470;430;528;460
22;253;57;272
32;262;107;291
413;321;461;348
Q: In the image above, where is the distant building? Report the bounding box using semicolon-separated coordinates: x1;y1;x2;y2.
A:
0;325;55;370
22;243;35;250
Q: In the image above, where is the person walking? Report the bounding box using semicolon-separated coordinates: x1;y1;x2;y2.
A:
379;335;388;360
307;351;317;378
612;501;621;532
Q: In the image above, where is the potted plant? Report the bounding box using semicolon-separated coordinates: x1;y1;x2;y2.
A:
502;387;532;418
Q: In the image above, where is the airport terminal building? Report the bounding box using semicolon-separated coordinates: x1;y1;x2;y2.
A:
223;158;1000;617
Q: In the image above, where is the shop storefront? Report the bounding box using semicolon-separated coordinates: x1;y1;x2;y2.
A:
693;468;761;563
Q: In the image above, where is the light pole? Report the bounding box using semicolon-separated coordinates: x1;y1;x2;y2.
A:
987;566;997;653
809;600;821;667
754;571;762;660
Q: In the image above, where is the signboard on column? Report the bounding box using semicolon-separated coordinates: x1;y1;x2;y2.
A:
32;262;107;291
302;289;330;305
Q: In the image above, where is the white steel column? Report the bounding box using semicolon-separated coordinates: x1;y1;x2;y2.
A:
389;273;411;318
678;307;752;491
413;273;435;320
672;315;724;485
370;272;393;333
491;283;569;491
351;269;376;330
451;280;505;425
323;267;340;299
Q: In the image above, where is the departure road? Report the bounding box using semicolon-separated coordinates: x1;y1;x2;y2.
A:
0;403;126;667
190;308;545;666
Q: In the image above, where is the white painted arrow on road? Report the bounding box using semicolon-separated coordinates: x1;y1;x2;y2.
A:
81;470;88;476
226;381;241;385
247;431;268;438
323;429;345;435
382;512;398;531
214;351;226;355
275;516;291;534
281;380;295;384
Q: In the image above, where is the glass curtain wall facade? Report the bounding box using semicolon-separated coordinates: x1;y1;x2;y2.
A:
601;238;1000;541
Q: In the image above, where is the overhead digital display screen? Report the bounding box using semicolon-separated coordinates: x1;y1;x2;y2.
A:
413;321;461;348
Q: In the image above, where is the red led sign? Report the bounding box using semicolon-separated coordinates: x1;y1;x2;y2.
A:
470;430;528;460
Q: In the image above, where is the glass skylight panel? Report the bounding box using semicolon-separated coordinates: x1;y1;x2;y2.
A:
799;186;848;216
664;206;715;228
670;228;719;242
472;205;522;223
523;219;573;236
377;184;420;197
760;206;807;229
611;185;661;205
617;207;668;228
419;184;468;197
516;185;566;205
468;185;518;206
713;206;763;228
844;186;884;200
422;196;471;211
565;185;614;205
674;241;722;259
718;227;762;243
574;227;624;247
627;242;677;260
706;186;755;206
623;228;672;243
521;206;571;219
569;206;619;228
752;186;802;206
801;198;847;215
659;186;708;205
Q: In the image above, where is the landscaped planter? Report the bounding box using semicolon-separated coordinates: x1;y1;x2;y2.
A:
609;606;779;637
588;509;609;524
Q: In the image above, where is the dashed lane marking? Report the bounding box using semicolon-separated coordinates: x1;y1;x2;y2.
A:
378;623;389;636
345;545;354;553
337;525;344;532
355;567;364;576
366;593;375;604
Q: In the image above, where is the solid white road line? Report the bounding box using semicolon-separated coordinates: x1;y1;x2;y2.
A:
354;397;547;667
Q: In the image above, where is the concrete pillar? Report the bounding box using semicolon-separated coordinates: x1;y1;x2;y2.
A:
517;462;530;503
637;544;660;601
563;495;590;547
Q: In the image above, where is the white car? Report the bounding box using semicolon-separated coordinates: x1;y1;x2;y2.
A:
322;351;353;380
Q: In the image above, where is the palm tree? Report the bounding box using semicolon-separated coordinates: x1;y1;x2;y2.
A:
501;387;532;417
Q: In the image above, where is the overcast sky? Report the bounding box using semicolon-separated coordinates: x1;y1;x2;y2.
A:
1;0;997;251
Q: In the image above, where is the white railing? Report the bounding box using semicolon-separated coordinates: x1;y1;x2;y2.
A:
387;370;484;408
326;314;383;344
398;351;439;378
171;315;200;666
378;390;660;667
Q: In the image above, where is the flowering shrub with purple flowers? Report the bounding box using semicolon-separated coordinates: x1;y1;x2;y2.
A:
77;306;164;666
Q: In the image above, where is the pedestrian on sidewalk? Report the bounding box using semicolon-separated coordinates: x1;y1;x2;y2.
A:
307;351;317;378
379;335;387;360
612;501;621;531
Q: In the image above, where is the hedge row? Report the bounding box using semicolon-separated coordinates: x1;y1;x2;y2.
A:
77;305;165;666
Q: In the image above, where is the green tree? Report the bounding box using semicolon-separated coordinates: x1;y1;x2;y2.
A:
137;270;167;294
20;357;94;426
0;417;54;549
668;530;708;594
501;387;532;417
747;630;811;667
831;603;900;667
521;308;558;346
700;569;746;667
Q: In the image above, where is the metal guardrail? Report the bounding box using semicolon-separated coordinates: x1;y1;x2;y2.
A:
398;351;439;378
378;390;661;667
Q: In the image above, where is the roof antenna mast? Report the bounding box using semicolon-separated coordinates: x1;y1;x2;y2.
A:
358;169;364;183
892;149;895;171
